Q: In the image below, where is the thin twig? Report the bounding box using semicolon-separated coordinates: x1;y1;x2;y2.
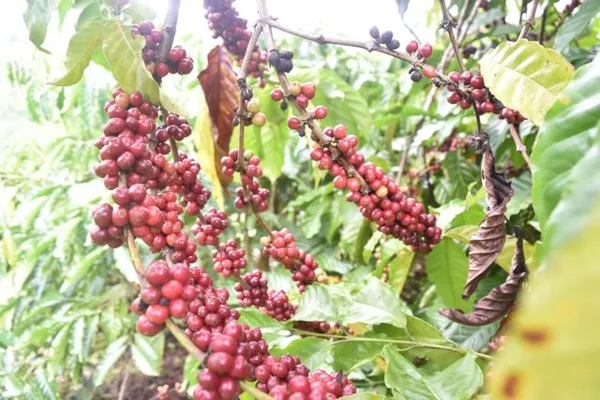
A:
400;15;421;43
126;226;146;277
518;0;539;40
156;0;182;62
164;319;206;362
395;0;482;183
507;124;533;170
117;369;130;400
290;328;493;361
258;17;465;90
439;0;466;72
539;6;547;44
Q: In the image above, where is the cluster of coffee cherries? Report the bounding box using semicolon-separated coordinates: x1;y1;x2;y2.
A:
168;154;212;216
261;229;319;292
257;359;356;399
211;239;247;277
221;150;270;212
234;269;269;307
261;289;297;322
203;0;267;86
238;100;266;127
94;89;159;190
192;207;229;246
90;203;125;248
132;20;194;79
442;71;526;122
304;121;441;252
272;82;327;119
267;49;295;73
132;261;198;336
155;113;193;154
369;26;400;50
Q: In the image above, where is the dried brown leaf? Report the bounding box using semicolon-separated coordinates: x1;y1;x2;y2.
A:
198;45;238;186
440;235;528;326
463;147;514;299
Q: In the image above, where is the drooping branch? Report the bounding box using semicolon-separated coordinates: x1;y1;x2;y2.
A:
157;0;182;62
518;0;539;40
508;124;533;170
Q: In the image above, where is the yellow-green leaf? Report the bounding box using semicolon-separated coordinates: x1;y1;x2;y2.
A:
479;39;574;125
102;19;159;104
193;99;225;209
23;0;57;52
488;203;600;399
51;20;105;86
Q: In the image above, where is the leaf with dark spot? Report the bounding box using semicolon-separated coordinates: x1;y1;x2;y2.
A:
197;45;238;186
464;147;514;299
440;235;528;326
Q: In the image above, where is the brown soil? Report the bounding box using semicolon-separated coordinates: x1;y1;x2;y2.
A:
93;335;192;400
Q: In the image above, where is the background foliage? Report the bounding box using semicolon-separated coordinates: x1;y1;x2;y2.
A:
1;0;600;398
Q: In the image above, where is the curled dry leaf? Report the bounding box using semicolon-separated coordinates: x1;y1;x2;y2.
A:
463;146;514;299
198;45;238;186
440;235;528;326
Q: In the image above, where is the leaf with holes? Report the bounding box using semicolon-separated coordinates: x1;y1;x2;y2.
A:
532;53;600;255
479;39;574;125
198;45;238;187
51;21;105;86
441;235;528;326
102;19;160;104
464;147;513;299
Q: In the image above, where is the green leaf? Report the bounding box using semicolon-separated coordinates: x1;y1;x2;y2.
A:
532;54;600;254
272;338;332;370
113;246;139;282
131;332;164;376
238;308;293;346
379;239;406;266
33;370;58;400
75;2;102;30
300;200;327;238
70;317;86;362
426;238;473;310
442;151;479;201
2;230;18;267
93;336;128;386
341;394;392;400
479;39;575;125
51;20;105;86
293;284;338;322
505;172;532;216
383;346;483;400
388;247;414;294
50;325;71;366
554;0;600;53
102;19;160;104
23;0;57;52
488;203;600;399
363;232;383;263
122;3;156;23
60;247;105;293
332;335;385;371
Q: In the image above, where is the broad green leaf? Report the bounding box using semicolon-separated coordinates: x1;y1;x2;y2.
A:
131;332;164;376
379;238;406;266
60;247;105;293
338;278;407;328
488;203;600;399
444;225;478;243
51;21;105;86
341;394;392;400
479;39;575;125
293;284;337;322
70;317;86;362
93;336;128;386
442;151;479;201
50;325;71;366
554;0;600;53
271;338;332;370
363;232;384;263
532;54;600;254
100;310;124;344
495;237;539;272
300;200;327;238
332;335;385;371
75;2;102;30
113;246;139;282
122;3;156;22
182;354;201;392
238;308;293;346
505;172;532;216
383;346;483;400
102;19;160;104
426;238;473;310
23;0;57;52
388;247;414;294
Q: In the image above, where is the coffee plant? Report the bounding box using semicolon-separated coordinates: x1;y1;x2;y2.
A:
1;0;599;398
